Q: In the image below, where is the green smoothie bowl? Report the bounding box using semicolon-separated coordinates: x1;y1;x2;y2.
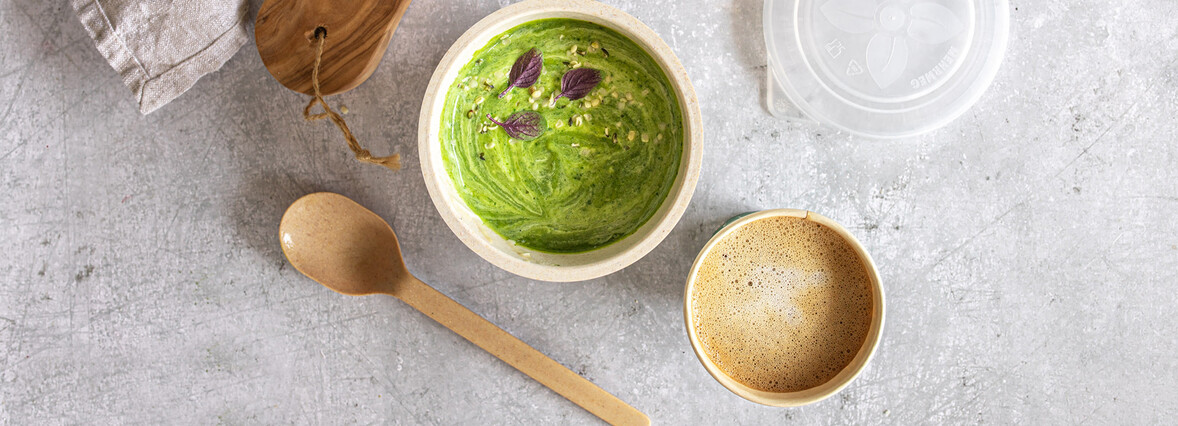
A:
419;0;702;282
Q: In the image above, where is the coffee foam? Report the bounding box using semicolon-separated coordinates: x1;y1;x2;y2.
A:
691;216;873;393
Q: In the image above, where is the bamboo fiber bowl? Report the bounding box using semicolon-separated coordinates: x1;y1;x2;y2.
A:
684;209;885;406
419;0;702;282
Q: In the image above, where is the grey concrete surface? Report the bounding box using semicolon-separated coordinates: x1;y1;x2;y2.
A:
3;0;1177;424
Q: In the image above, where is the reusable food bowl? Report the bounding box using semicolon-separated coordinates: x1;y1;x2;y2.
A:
419;0;703;282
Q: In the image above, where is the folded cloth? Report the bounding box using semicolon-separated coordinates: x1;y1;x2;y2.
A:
71;0;250;114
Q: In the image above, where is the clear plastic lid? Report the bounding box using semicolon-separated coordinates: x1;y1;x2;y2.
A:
764;0;1009;138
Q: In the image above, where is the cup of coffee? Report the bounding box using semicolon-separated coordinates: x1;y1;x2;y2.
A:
683;209;885;406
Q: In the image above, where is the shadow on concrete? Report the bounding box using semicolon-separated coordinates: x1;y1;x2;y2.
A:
606;177;755;311
731;0;769;114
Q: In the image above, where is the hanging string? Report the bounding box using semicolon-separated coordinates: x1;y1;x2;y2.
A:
303;28;401;171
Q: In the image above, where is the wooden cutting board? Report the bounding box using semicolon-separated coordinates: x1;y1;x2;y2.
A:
255;0;414;96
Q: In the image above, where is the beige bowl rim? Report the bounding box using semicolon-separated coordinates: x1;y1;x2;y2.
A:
418;0;703;282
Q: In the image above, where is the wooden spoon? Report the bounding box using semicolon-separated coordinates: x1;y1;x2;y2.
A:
279;192;650;426
255;0;413;95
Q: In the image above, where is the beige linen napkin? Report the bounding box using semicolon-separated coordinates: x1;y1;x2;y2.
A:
71;0;250;114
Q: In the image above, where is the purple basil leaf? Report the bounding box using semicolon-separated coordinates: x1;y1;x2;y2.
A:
554;68;602;102
499;48;543;98
486;111;546;141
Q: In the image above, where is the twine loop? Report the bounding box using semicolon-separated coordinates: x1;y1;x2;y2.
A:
303;28;400;171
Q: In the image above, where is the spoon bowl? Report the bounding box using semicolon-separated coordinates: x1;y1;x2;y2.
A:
280;192;405;296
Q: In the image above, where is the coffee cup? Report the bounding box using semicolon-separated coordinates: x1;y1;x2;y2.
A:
683;209;885;406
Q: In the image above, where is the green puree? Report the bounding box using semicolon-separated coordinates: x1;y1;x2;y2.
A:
440;19;684;253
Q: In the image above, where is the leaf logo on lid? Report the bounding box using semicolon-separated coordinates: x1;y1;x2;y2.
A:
820;0;964;89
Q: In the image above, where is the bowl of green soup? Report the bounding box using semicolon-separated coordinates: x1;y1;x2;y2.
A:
419;0;702;282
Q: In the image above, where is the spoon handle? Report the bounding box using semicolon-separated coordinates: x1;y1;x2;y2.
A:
393;276;650;426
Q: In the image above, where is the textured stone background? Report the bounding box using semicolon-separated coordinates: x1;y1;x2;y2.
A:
3;0;1177;424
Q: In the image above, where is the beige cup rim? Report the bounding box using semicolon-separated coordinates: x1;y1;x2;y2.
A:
682;209;886;407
